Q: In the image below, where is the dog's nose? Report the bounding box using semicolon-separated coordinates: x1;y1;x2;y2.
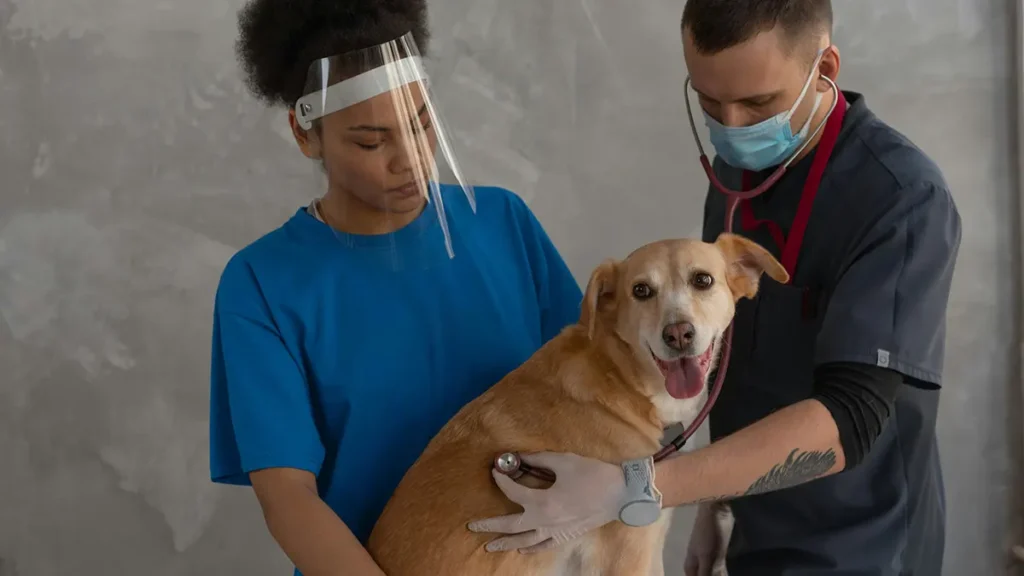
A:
662;322;696;352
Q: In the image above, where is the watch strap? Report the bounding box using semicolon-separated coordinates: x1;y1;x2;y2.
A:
618;456;663;527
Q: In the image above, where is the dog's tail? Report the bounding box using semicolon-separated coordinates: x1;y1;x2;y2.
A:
1012;544;1024;563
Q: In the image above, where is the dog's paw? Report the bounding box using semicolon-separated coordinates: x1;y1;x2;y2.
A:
711;562;729;576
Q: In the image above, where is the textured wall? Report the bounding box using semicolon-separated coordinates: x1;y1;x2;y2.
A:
0;0;1019;574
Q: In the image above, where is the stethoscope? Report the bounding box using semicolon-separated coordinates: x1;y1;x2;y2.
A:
494;75;841;485
684;74;841;205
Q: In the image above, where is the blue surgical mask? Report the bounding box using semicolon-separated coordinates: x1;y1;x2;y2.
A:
703;54;826;171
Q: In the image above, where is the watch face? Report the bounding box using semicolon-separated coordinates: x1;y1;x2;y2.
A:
620;500;661;527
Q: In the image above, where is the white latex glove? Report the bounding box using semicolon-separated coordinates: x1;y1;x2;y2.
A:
467;451;657;554
684;503;724;576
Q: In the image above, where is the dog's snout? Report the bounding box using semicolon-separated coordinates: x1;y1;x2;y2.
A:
662;322;695;352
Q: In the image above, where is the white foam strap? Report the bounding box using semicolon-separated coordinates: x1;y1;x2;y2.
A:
294;56;427;130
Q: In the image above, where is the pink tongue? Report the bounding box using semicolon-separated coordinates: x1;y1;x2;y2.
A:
665;358;707;399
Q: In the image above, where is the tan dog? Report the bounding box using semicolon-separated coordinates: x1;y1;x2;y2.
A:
367;233;788;576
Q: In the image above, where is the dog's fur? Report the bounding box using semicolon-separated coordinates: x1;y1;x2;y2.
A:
367;233;788;575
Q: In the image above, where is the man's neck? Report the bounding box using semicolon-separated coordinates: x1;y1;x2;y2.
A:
790;87;838;164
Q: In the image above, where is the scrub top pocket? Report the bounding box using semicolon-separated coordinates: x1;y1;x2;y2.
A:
747;276;821;410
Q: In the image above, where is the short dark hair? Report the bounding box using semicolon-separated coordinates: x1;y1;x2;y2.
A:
236;0;430;108
681;0;832;55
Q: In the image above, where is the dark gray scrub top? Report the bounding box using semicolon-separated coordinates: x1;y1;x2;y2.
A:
702;91;962;576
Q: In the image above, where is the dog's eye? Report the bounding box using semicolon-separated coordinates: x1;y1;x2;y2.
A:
692;272;714;290
632;283;654;300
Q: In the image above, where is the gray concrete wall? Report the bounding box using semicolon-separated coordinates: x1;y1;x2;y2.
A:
0;0;1019;574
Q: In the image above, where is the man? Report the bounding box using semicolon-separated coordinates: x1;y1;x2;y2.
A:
468;1;962;575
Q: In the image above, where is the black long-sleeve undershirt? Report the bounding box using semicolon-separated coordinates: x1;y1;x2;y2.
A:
812;362;903;470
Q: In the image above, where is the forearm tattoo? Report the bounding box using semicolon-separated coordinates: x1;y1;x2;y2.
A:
744;448;837;496
691;495;738;505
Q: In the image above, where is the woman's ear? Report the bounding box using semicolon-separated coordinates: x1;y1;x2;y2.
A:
289;109;322;159
580;259;619;339
714;233;788;301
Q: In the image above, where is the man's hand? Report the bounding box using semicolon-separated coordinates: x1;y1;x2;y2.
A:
684;503;727;576
467;452;647;553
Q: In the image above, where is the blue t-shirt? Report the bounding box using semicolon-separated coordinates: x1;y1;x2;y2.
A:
209;185;582;564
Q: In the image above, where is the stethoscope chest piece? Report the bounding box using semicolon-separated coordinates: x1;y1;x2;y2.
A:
494;452;522;477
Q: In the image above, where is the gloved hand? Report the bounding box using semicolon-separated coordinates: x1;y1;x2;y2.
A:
467;451;660;554
684;503;726;576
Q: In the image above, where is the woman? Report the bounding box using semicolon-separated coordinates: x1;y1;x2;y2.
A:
208;0;583;574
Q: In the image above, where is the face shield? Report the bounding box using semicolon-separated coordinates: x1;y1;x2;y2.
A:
294;31;475;267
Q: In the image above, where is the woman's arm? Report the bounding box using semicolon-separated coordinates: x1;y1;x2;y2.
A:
507;191;583;340
251;468;386;576
210;260;379;574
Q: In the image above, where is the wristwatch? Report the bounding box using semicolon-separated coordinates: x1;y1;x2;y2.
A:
618;456;663;527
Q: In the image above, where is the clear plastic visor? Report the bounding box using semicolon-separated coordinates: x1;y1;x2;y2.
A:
294;32;475;267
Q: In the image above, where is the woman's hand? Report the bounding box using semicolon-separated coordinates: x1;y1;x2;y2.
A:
251;468;386;576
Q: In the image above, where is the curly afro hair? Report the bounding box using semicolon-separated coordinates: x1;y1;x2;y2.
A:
236;0;430;108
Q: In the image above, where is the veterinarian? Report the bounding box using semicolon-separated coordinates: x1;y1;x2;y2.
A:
207;1;582;574
470;1;962;574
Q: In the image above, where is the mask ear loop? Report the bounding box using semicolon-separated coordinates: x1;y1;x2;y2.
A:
781;48;827;123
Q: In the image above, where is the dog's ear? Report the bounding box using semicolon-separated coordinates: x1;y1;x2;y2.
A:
715;233;789;301
580;259;619;339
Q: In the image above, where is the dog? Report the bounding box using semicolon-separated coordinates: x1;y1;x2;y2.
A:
367;232;788;575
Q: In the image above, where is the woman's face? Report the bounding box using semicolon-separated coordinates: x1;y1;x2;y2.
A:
292;82;439;216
